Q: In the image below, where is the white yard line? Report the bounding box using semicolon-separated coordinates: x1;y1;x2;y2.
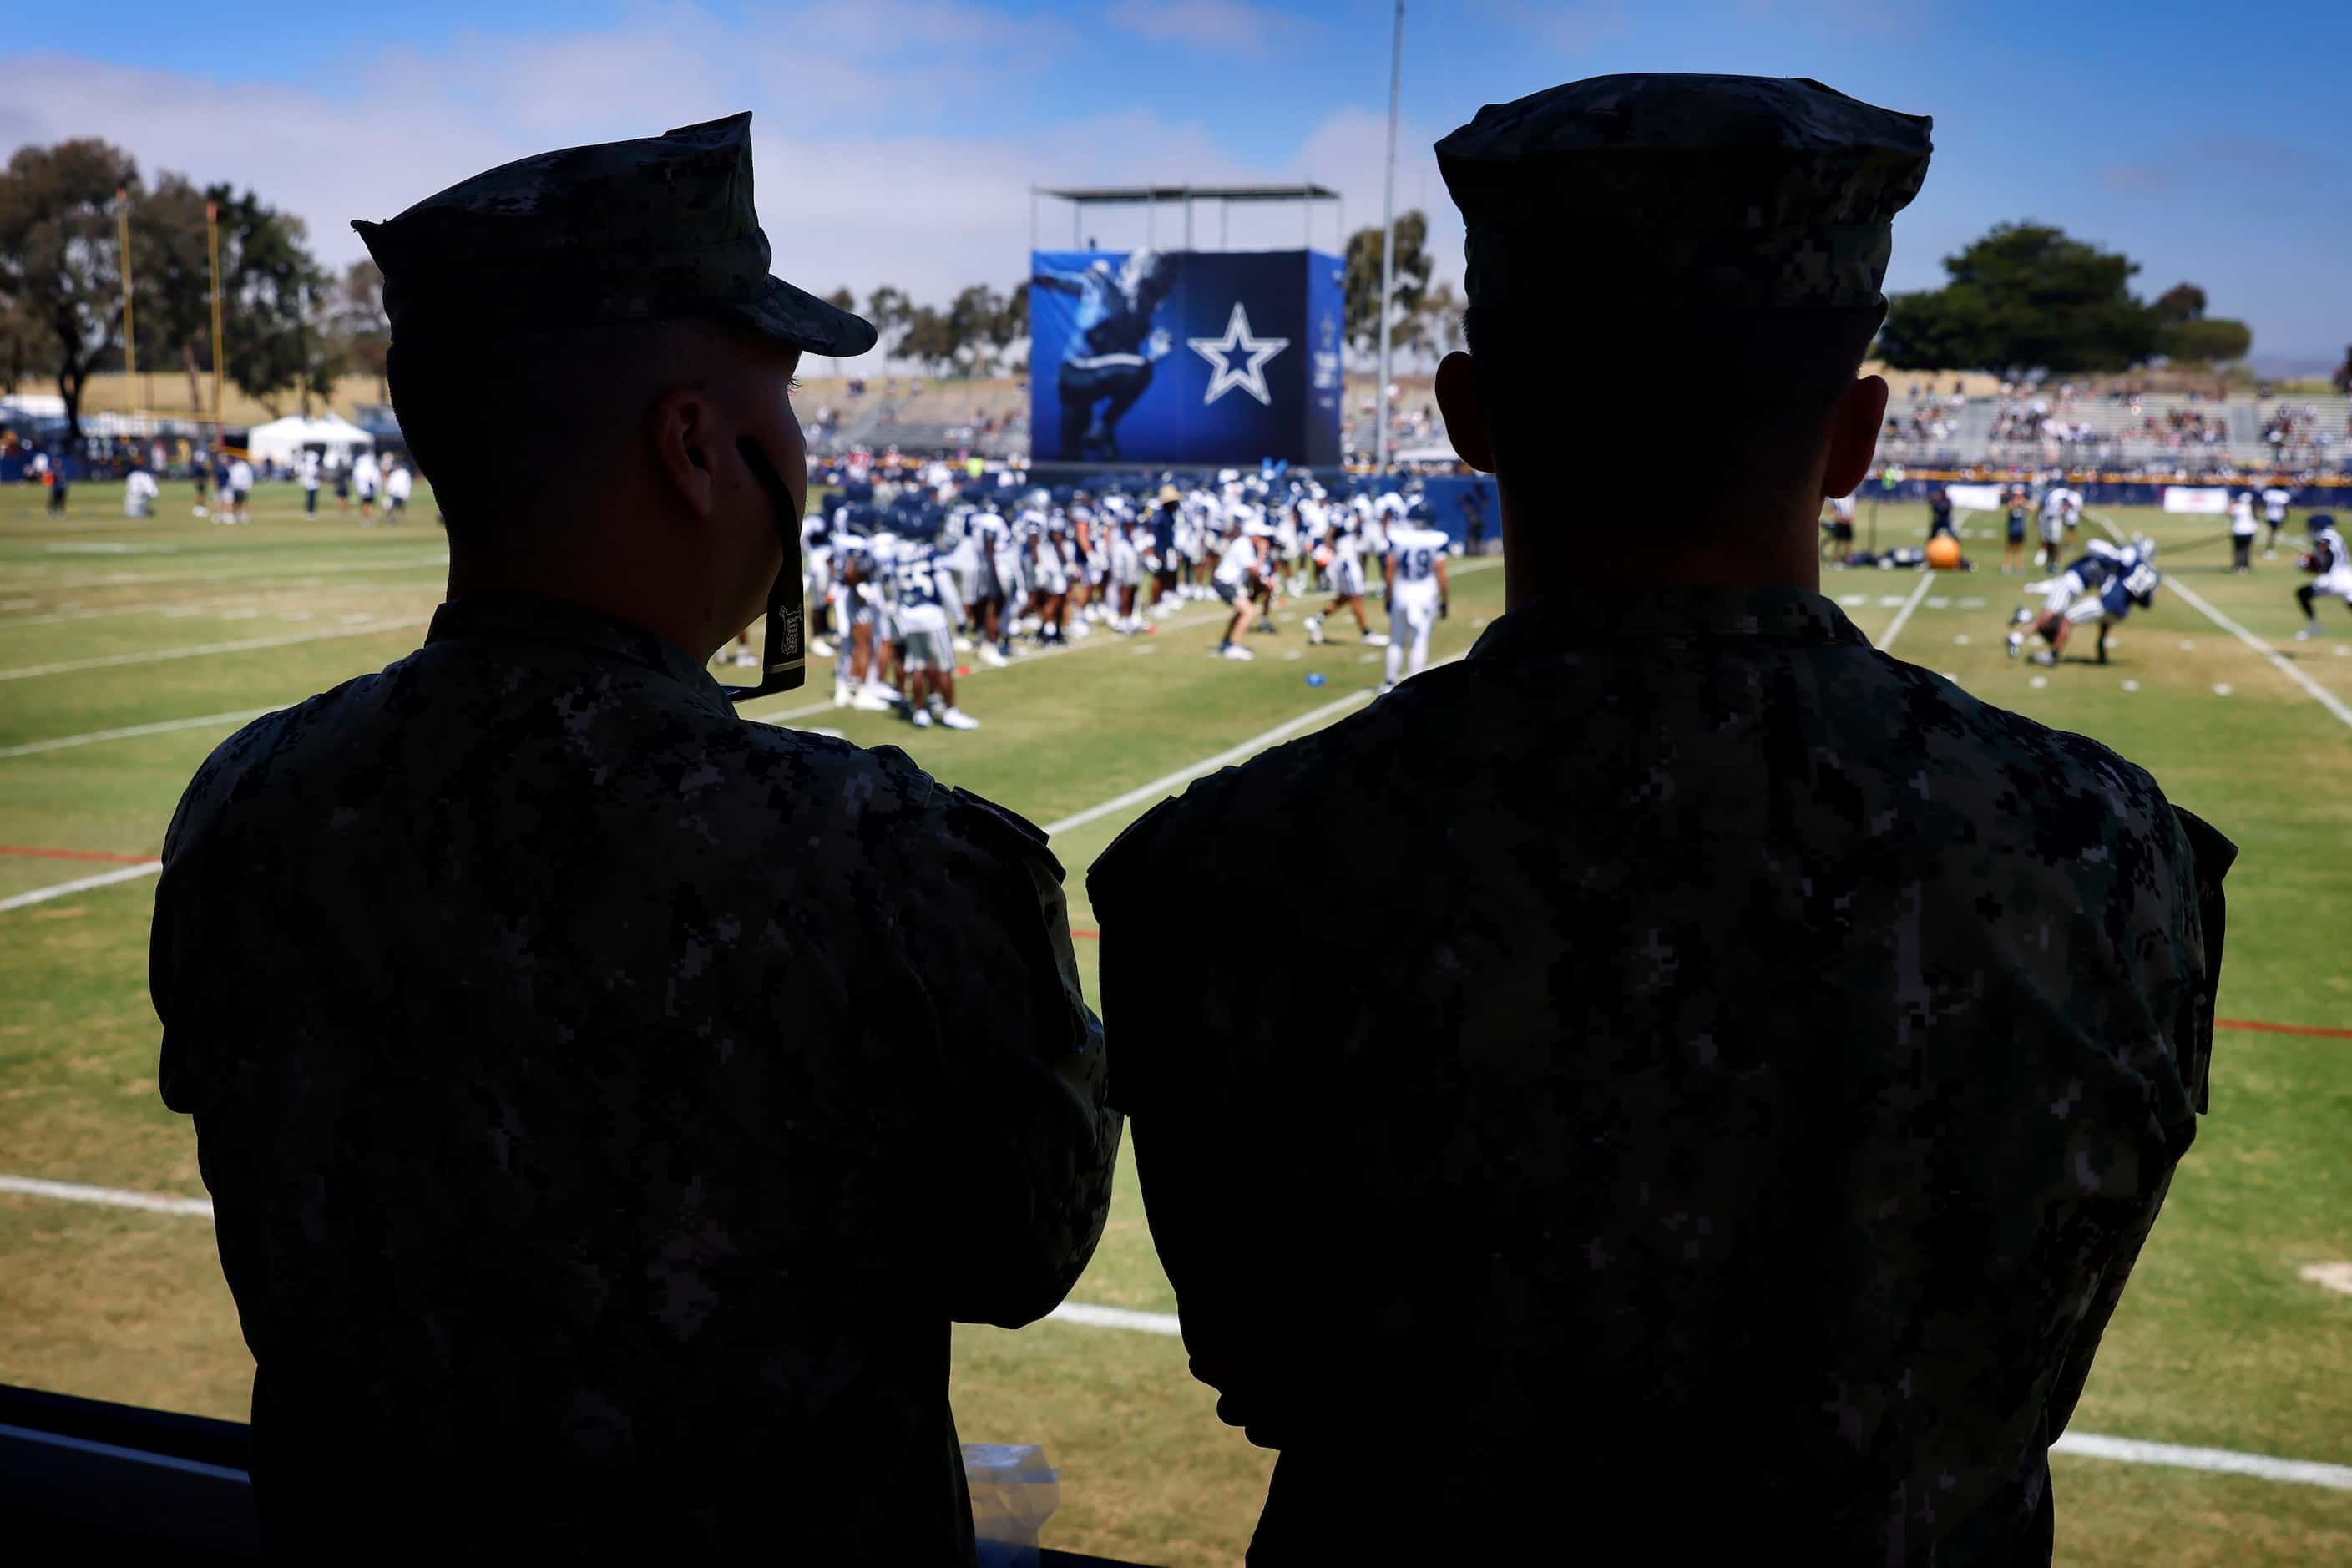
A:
0;1175;211;1216
2086;510;2352;731
0;708;275;760
1040;685;1378;838
1873;569;1936;653
31;553;449;589
0;861;163;913
2050;1431;2352;1490
1043;1302;1182;1336
0;617;431;682
0;1170;2346;1492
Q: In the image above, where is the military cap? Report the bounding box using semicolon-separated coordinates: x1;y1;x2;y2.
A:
354;112;875;356
1435;74;1931;313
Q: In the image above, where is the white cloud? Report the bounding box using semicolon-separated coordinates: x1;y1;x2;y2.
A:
0;3;1461;329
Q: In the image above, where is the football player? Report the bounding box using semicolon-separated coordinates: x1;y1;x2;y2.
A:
1211;521;1267;660
2294;513;2351;640
1303;505;1386;647
889;523;980;729
1381;516;1451;693
2261;478;2294;559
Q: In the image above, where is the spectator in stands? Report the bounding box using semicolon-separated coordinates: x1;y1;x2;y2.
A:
1090;73;2228;1568
152;115;1116;1566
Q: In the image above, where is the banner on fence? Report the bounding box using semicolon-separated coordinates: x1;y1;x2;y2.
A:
2162;486;2232;514
1945;483;2006;511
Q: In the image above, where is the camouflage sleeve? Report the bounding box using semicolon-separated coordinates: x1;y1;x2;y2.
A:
903;786;1121;1330
1090;802;1285;1444
2043;801;2235;1437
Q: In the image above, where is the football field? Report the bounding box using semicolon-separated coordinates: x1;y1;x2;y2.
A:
1;478;2348;1565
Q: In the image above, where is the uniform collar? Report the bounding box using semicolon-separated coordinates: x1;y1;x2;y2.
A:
1468;583;1871;660
426;593;730;706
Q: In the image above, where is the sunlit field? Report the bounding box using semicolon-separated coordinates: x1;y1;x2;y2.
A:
1;478;2347;1565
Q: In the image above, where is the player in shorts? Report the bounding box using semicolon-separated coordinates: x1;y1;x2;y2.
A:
2035;485;2066;569
2229;492;2257;574
2009;538;2125;658
1926;487;1955;539
2025;544;2160;667
2262;481;2294;559
1211;524;1267;660
1382;520;1450;693
2001;486;2029;574
1820;492;1855;559
1303;510;1386;646
1107;516;1146;633
989;512;1031;662
889;524;979;729
1030;518;1073;647
2294;513;2352;640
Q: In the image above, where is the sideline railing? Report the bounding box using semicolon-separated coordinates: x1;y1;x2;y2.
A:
0;1381;1152;1566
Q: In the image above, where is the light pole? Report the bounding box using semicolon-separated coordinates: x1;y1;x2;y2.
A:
1373;0;1403;473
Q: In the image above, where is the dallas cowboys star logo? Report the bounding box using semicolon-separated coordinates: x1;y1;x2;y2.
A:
1188;302;1290;407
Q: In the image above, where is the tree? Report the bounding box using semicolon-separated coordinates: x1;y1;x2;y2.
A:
132;174;219;414
945;283;1002;375
2143;279;2252;366
898;305;955;376
331;260;390;398
2334;346;2352;397
1341;210;1432;360
210;186;329;416
1878;222;2165;373
0;297;38;395
2152;282;2208;326
134;175;327;417
1399;279;1463;367
0;139;139;443
864;286;913;357
825;286;855;313
2163;317;2253;366
992;282;1029;367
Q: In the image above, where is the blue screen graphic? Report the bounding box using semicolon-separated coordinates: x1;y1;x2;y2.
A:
1029;248;1342;467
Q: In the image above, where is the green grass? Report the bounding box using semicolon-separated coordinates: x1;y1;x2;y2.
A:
1;481;2348;1565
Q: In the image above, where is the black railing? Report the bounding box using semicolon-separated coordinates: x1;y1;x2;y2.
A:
0;1383;1150;1566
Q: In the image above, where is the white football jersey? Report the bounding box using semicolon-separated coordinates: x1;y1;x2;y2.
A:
1388;526;1449;587
1214;535;1260;585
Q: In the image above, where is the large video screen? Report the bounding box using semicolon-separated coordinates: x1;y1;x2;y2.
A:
1029;248;1342;467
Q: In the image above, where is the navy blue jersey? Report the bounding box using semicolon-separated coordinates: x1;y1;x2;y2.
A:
2060;554;2113;589
893;546;945;609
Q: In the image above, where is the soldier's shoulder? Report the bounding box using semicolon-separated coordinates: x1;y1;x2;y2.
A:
1091;673;1459;895
1889;655;2169;799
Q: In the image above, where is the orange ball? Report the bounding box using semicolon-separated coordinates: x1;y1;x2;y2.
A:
1925;535;1962;570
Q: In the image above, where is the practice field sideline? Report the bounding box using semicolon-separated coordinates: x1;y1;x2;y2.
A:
1;482;2348;1565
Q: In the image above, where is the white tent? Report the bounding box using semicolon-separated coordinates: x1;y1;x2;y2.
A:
245;413;375;469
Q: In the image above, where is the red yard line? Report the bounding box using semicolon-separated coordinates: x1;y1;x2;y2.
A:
2218;1018;2352;1041
0;844;159;865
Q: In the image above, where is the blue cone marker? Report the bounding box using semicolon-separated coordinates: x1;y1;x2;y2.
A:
1306;672;1326;687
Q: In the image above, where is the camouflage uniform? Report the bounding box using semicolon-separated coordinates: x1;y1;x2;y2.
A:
1088;78;2233;1567
153;119;1118;1565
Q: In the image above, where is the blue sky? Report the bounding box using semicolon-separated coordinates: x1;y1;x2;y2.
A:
3;0;2345;364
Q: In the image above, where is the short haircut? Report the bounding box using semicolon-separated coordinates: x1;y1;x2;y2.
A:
387;313;759;550
1460;303;1884;498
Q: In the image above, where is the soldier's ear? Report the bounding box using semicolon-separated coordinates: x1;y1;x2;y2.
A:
1821;374;1889;501
646;385;720;519
1435;352;1495;473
